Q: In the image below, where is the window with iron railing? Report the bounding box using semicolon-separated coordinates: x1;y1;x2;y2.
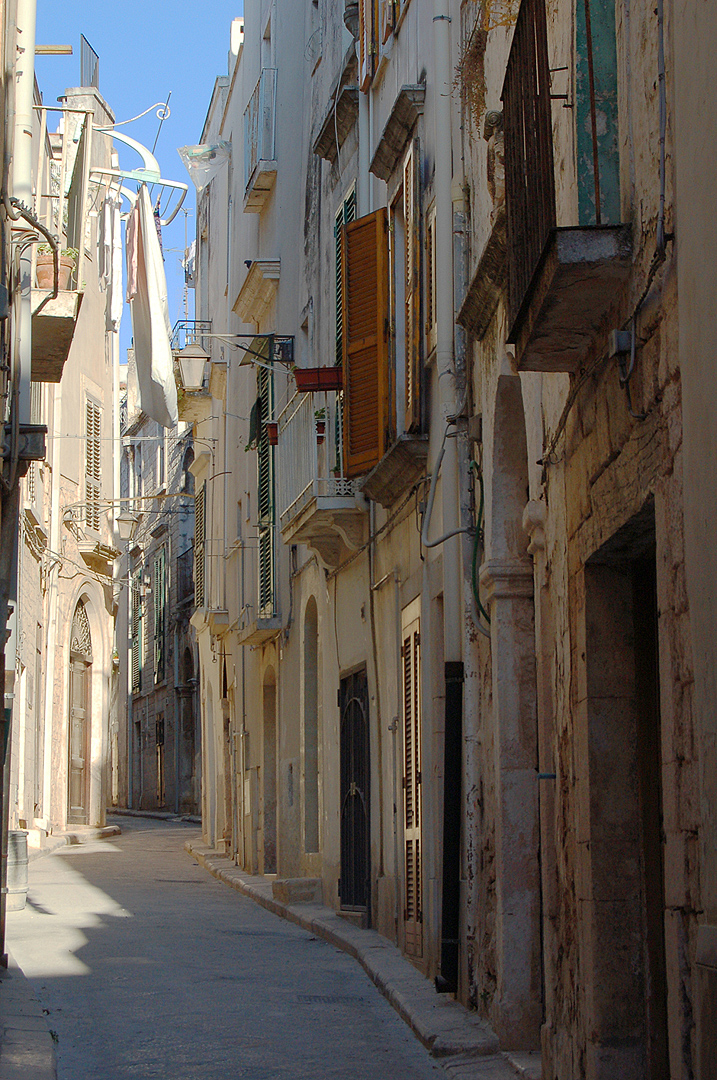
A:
257;363;276;618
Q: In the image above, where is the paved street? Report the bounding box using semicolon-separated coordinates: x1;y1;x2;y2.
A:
7;819;442;1080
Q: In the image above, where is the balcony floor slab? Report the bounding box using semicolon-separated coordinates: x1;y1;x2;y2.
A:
508;225;632;373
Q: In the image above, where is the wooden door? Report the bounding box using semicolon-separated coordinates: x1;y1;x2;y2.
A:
68;660;89;824
339;669;370;913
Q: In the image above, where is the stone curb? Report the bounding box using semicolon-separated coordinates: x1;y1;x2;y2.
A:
108;808;202;824
185;840;526;1080
28;825;121;862
0;955;56;1080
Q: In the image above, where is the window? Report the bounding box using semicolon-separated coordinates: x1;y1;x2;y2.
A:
194;484;206;608
131;569;142;695
85;397;102;530
153;548;166;684
402;140;421;433
257;362;275;617
157;434;166;492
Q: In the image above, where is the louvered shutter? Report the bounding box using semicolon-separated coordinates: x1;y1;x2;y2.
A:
153;548;166;684
342;208;389;479
402;610;422;957
425;205;437;355
85;398;102;531
131;571;142;695
194;484;205;608
404;139;422;433
257;364;275;617
335;188;357;366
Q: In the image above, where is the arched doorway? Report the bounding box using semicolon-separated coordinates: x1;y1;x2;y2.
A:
68;599;93;825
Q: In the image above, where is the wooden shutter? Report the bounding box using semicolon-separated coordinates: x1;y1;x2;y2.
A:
403;139;422;433
335;188;357;366
153;548;166;684
85;398;101;531
425;204;436;354
257;364;275;617
194;484;206;608
402;608;422;957
131;570;142;695
342;208;389;479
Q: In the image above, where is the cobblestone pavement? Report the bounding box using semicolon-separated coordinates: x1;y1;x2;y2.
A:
6;818;443;1080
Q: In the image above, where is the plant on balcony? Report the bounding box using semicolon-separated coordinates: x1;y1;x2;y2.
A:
36;244;78;290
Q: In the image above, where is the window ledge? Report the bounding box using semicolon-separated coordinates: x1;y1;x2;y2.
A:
457;202;507;341
369;85;425;182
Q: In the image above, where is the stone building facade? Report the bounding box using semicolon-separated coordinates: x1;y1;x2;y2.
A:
186;2;716;1077
116;361;199;815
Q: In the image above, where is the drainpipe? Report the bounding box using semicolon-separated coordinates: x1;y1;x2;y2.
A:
433;0;464;995
41;385;62;823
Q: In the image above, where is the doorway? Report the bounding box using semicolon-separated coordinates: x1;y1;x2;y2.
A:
263;668;277;874
583;502;668;1078
339;668;370;914
68;600;92;825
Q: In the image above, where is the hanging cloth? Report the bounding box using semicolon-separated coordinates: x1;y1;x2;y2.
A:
129;184;178;428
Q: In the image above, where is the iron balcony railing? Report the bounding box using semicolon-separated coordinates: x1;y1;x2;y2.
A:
277;391;359;530
244;67;277;190
502;0;556;326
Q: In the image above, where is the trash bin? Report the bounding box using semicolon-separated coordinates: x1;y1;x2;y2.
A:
6;829;29;911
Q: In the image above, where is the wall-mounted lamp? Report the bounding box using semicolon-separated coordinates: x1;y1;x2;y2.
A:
115;510;139;543
176;343;210;392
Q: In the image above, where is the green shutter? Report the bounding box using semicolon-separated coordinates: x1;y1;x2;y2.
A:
153;548;166;683
131;570;142;695
257;363;275;617
194;485;205;608
335;188;357;365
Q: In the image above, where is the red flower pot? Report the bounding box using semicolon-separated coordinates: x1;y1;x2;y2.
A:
294;366;343;392
265;421;279;445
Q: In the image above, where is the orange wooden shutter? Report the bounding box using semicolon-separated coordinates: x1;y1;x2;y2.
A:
404;139;421;433
342;208;389;479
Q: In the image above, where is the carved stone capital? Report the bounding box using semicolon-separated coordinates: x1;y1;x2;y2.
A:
479;558;534;603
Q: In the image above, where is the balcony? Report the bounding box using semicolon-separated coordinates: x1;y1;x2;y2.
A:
277;391;366;569
244;68;277;213
502;0;631;372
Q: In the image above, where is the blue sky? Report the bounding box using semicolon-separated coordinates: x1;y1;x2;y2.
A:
35;1;243;361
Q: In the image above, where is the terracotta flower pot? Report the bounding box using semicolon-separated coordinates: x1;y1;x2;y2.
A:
315;419;326;444
265;421;279;445
36;253;75;291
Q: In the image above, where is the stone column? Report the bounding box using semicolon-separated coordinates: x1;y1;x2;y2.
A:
480;556;542;1049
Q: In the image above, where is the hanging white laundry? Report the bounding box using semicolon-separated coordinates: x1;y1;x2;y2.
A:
97;195;112;292
107;195;124;332
129;184;178;428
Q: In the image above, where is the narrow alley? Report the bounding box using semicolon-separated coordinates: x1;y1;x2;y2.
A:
6;820;442;1080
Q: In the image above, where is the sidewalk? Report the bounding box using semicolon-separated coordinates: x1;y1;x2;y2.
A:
1;822;122;1080
185;839;541;1080
0;956;56;1080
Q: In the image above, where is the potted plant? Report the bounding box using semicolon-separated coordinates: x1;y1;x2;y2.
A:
293;365;343;392
265;421;279;446
314;407;326;444
36;244;78;290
